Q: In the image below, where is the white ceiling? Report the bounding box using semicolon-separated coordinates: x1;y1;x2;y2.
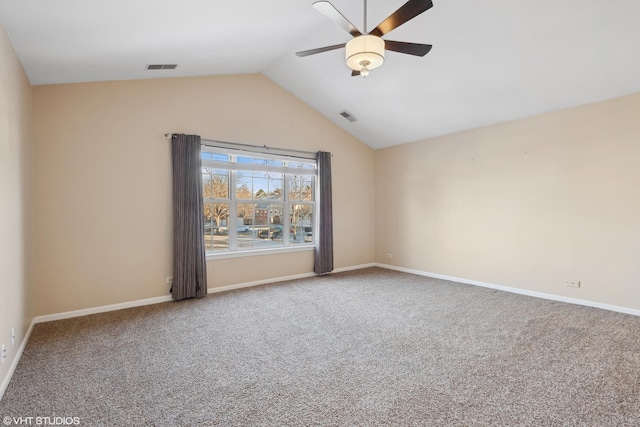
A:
1;0;639;149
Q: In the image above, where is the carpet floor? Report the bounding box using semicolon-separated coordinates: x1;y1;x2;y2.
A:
1;267;639;426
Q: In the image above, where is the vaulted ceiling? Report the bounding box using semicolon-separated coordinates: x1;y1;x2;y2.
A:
1;0;639;149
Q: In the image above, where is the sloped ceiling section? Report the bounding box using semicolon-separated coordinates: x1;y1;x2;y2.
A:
1;0;639;149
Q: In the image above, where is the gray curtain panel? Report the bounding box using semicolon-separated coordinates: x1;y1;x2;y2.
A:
314;151;334;275
171;134;207;300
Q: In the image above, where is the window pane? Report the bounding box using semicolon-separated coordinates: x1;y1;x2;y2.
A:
301;177;314;201
202;152;229;162
254;204;284;248
248;203;270;249
203;168;229;199
253;172;283;200
288;176;301;200
287;161;315;170
237;203;255;227
237;172;252;199
213;153;229;162
202;171;212;199
235;203;284;249
238;156;283;167
235;203;251;250
253;174;268;199
204;203;229;252
211;172;229;199
237;203;255;250
238;171;284;200
268;175;283;200
288;175;314;201
291;205;313;244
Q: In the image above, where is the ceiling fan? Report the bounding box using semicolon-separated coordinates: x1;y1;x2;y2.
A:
296;0;433;77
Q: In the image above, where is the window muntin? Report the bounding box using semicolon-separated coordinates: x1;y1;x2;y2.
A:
201;147;316;255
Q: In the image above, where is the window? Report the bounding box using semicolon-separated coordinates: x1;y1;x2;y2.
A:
201;146;316;255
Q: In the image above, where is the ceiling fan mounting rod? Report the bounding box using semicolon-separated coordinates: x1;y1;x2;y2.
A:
364;0;367;33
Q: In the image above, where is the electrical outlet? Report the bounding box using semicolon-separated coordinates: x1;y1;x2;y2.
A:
386;253;392;259
166;277;173;285
565;280;581;288
11;328;15;346
1;344;6;364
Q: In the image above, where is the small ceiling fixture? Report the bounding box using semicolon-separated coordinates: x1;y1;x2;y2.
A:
340;110;357;122
296;0;433;78
146;64;178;70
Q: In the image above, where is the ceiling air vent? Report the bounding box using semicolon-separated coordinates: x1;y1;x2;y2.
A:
340;111;357;123
146;64;178;70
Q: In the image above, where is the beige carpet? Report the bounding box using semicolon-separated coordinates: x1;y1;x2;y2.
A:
1;267;639;426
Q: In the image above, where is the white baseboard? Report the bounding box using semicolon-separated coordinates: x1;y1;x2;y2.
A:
32;264;377;323
376;263;640;317
207;263;377;294
33;295;174;324
0;320;35;401
208;272;317;294
334;263;377;273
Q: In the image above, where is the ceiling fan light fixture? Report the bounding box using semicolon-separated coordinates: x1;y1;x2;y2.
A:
346;35;384;75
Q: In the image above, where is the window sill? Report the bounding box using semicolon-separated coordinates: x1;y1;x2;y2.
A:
206;244;315;260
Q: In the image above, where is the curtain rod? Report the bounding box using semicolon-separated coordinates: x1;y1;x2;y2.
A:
164;133;318;159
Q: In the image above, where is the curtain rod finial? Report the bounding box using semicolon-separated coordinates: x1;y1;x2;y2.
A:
165;133;172;138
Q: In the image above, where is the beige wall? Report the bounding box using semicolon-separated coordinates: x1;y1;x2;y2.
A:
0;24;33;391
32;74;375;316
25;50;640;318
376;93;640;311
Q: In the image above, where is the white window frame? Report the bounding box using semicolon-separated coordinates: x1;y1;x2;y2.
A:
201;145;317;259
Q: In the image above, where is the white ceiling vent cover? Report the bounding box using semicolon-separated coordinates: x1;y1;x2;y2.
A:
340;111;357;122
146;64;178;70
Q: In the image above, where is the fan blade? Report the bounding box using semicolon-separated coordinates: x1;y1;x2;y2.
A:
384;40;432;57
369;0;433;37
295;43;346;57
351;70;361;77
312;1;362;37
